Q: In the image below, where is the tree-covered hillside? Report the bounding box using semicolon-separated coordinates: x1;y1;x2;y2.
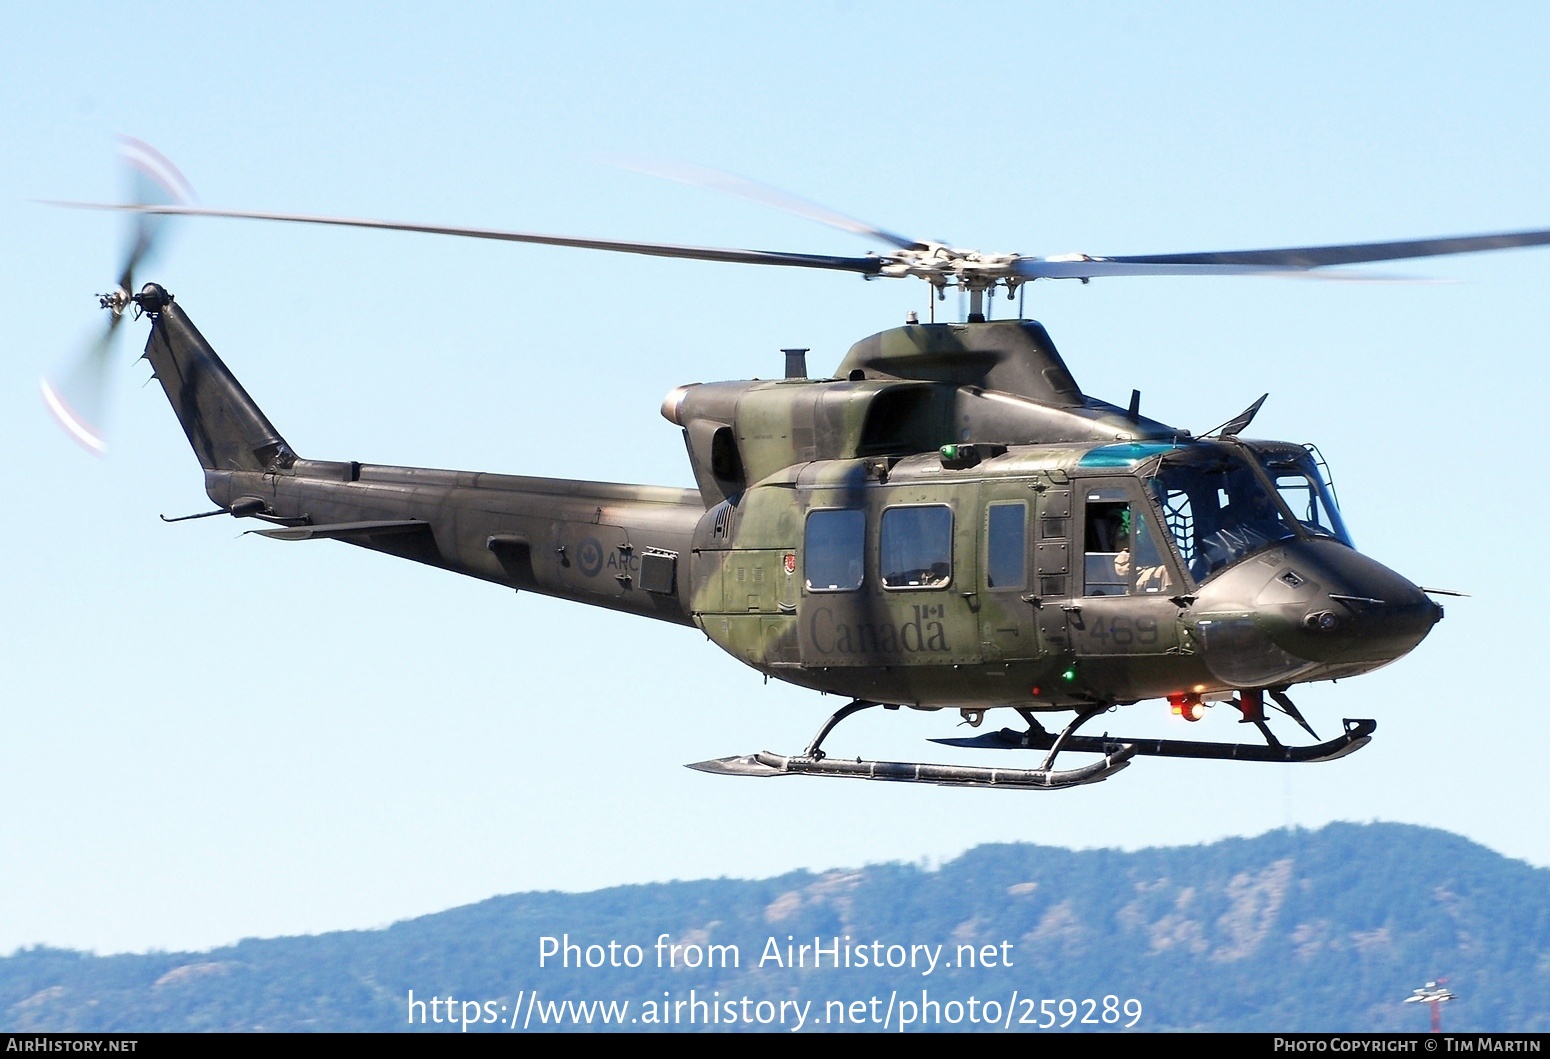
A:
2;823;1544;1032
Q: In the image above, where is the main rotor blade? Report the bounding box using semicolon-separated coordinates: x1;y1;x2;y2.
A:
1015;259;1306;279
1017;227;1550;279
1112;228;1550;268
610;156;929;251
46;202;886;276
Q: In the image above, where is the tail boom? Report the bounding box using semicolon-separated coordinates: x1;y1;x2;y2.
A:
140;284;705;624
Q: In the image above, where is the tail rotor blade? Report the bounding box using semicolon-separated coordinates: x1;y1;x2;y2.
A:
42;138;194;455
41;312;123;455
118;135;194;280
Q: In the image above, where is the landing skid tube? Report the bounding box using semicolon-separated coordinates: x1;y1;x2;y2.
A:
688;701;1139;790
936;716;1376;763
689;746;1139;789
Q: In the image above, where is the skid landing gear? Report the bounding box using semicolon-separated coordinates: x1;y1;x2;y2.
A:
688;700;1138;790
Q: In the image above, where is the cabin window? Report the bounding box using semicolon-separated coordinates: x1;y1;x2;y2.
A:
986;501;1026;590
881;505;953;589
1084;492;1173;596
804;509;866;592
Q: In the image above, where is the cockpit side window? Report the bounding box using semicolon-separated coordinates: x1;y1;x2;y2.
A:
1130;507;1171;594
1083;489;1174;596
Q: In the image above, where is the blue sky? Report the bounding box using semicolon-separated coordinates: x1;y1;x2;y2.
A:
2;2;1548;954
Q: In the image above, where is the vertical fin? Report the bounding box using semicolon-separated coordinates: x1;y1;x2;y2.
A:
136;285;296;472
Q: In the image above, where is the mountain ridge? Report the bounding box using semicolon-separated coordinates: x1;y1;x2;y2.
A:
4;822;1545;1032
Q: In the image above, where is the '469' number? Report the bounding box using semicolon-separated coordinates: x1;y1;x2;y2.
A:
1079;615;1160;648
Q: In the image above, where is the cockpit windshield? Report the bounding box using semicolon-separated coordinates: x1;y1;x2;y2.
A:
1145;448;1297;582
1251;444;1354;547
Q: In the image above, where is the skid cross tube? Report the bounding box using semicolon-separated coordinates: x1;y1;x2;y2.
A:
802;699;877;760
1037;705;1108;772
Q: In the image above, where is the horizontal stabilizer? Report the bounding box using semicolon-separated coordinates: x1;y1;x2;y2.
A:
249;519;430;542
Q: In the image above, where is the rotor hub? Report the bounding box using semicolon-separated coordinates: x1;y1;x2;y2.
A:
877;243;1027;294
96;287;132;316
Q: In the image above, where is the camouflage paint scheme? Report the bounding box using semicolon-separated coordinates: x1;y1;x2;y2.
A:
139;285;1439;716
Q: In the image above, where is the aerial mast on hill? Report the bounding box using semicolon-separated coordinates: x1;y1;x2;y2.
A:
1404;980;1455;1033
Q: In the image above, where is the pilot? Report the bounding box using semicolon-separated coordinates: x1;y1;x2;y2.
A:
1112;509;1172;593
1135;556;1171;593
1113;548;1172;592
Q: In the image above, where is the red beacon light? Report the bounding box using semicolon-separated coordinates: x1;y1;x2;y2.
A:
1168;692;1207;722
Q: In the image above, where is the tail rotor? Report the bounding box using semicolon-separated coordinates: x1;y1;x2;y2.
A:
42;137;193;455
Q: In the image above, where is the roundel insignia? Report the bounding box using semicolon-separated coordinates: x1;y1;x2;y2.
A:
577;536;605;577
783;552;796;575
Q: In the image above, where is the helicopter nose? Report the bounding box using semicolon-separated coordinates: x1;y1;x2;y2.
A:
1256;540;1442;665
1190;539;1442;687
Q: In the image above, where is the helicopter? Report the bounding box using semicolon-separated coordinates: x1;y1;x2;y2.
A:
45;144;1550;791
